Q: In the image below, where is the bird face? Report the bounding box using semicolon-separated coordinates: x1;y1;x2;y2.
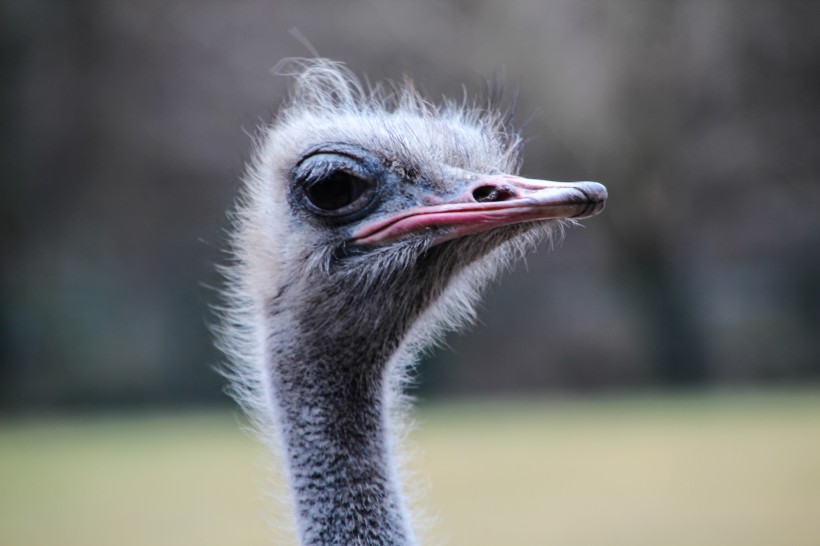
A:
286;132;606;255
240;95;606;317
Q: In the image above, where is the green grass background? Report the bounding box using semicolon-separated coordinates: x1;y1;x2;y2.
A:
2;391;819;546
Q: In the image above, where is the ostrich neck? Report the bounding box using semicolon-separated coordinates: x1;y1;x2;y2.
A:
272;340;414;546
266;271;431;546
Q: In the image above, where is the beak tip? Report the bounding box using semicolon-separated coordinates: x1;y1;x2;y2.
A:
580;181;608;202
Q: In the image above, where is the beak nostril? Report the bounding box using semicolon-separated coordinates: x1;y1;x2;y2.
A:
472;184;516;203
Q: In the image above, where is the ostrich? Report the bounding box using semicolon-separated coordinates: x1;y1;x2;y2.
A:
219;59;606;546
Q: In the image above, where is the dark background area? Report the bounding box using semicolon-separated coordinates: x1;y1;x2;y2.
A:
2;0;819;411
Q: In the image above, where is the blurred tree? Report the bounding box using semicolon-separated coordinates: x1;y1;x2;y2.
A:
1;0;818;409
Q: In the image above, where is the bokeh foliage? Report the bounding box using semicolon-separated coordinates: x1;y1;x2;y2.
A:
1;0;819;409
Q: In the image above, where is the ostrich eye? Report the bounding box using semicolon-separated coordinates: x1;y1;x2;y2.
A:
295;150;380;219
305;170;374;213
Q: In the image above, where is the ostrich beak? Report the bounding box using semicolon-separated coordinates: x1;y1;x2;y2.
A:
352;175;607;246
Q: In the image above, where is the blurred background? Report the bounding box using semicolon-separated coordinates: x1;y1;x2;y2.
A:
1;1;819;545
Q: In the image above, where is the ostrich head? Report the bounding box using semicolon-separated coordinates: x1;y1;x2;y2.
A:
221;59;606;546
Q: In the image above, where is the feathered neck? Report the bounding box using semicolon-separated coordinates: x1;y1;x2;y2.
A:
259;246;464;545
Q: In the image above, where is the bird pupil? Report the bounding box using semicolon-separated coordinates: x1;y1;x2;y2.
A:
307;172;364;210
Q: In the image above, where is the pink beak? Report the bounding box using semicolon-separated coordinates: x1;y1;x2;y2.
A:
352;175;607;246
